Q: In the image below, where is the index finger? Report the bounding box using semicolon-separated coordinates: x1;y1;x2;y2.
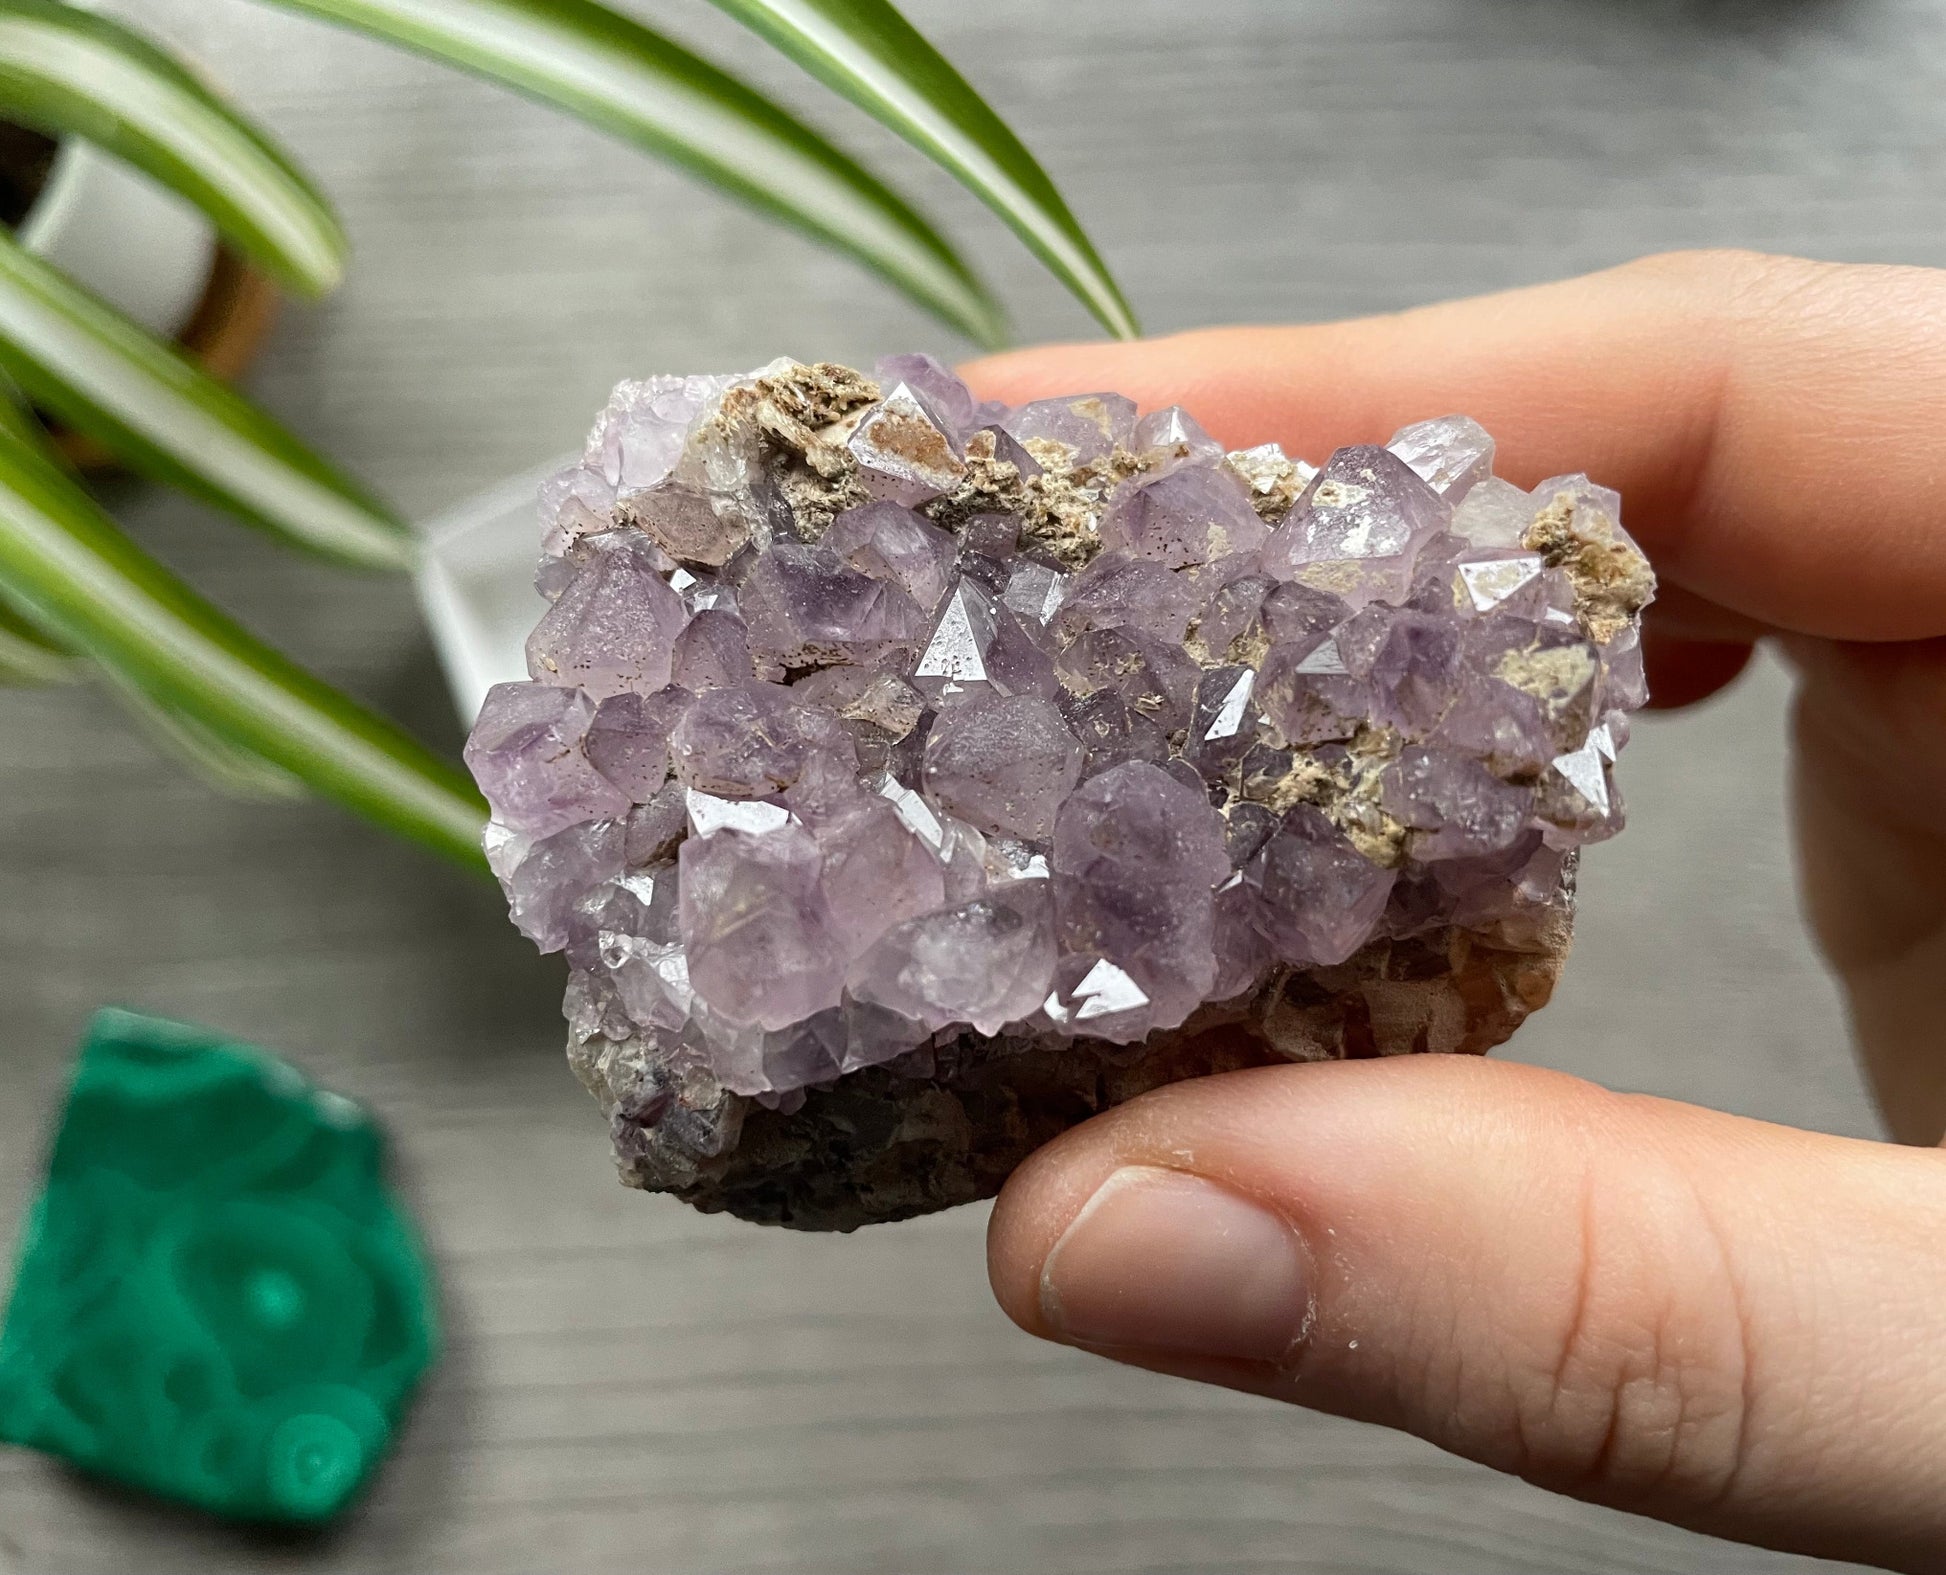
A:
963;250;1946;641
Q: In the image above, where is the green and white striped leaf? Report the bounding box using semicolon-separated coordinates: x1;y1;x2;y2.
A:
0;594;70;683
0;379;72;681
262;0;1006;346
0;416;487;867
0;402;332;787
0;0;347;296
706;0;1136;339
0;232;413;569
94;662;307;799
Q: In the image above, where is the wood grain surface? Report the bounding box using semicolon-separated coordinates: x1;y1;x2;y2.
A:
2;1;1933;1569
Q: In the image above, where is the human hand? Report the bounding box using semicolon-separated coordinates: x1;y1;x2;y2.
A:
963;251;1946;1573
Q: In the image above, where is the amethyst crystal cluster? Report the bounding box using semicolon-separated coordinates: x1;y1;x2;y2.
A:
465;357;1655;1228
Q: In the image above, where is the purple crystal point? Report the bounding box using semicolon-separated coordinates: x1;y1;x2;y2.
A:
503;817;626;954
527;535;687;698
1441;619;1603;773
737;542;928;673
922;693;1081;841
539;465;618;558
1055;627;1199;733
1536;720;1626;842
849;880;1055;1035
679;821;845;1031
585;687;686;802
1387;415;1495;501
627;482;753;570
1051;762;1230;1037
584;375;765;569
1131;405;1224;474
1100;464;1269;569
1191;571;1272;661
465;681;631;838
812;794;949;959
1184;663;1264;780
1054;552;1198;644
1451;549;1549;616
1255;633;1369;746
822;502;957;612
1361;608;1466;738
670;683;856;798
1245;805;1395;967
591;374;735;494
540;373;734;555
1002;561;1067;627
1261;445;1450;608
1450;476;1536;549
1061;689;1171;778
912;576;1056;702
669;607;754;691
848;384;966;506
1260;580;1352;644
967;422;1042;485
469;359;1658;1228
872;353;977;440
791;669;925;774
1003;392;1136;463
1380;745;1535;861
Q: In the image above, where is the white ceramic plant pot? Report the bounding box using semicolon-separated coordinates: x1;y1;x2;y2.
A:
414;457;572;725
18;137;216;338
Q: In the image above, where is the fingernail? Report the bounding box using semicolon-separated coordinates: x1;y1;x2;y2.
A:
1039;1165;1311;1364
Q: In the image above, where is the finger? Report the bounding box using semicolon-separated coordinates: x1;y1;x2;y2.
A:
1640;634;1754;710
1639;585;1762;708
1643;583;1771;646
963;250;1946;640
1789;637;1946;1139
988;1055;1946;1571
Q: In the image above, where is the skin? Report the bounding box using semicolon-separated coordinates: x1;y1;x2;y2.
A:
962;252;1946;1572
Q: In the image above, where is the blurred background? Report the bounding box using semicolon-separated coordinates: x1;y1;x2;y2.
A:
0;0;1932;1569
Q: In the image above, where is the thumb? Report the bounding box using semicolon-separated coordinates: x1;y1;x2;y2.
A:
986;1055;1946;1571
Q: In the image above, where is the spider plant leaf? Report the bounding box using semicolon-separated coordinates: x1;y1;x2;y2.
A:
705;0;1136;339
0;232;413;569
0;420;488;867
0;364;48;449
0;394;75;681
93;662;308;799
0;580;306;789
259;0;1005;346
0;594;70;683
0;0;347;296
0;395;301;782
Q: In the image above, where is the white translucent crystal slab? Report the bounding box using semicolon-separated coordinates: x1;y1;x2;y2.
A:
413;456;571;723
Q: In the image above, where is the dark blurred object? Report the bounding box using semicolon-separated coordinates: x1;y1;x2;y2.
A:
0;1009;436;1523
0;121;55;229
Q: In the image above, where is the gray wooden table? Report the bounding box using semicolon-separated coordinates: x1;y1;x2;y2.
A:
0;0;1930;1569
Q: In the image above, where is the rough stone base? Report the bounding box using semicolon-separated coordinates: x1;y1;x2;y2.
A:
571;893;1571;1231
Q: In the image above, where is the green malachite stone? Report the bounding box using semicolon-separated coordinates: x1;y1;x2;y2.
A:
0;1010;437;1522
